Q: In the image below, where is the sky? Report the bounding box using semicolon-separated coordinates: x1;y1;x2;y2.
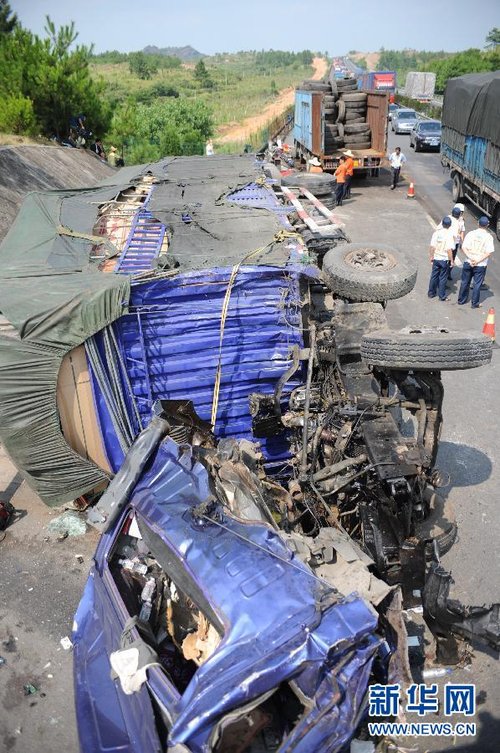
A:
11;0;499;56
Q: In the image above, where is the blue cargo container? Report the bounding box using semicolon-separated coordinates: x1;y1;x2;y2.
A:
441;72;500;239
293;88;388;173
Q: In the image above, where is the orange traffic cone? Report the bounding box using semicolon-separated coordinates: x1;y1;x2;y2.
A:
407;182;415;199
482;307;496;341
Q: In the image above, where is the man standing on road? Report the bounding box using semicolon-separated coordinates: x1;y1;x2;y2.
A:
388;146;406;190
457;216;494;309
448;204;465;280
334;156;348;205
343;150;355;199
428;216;455;301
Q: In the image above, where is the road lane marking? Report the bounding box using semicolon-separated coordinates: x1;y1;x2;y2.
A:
425;213;437;230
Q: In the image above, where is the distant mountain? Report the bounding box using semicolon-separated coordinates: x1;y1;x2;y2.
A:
142;45;204;61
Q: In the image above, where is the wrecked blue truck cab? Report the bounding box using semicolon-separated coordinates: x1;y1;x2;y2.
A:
74;434;380;753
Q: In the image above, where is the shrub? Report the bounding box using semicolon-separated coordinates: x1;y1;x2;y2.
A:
0;95;37;134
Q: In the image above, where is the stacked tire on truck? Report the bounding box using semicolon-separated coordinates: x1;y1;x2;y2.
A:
299;75;372;152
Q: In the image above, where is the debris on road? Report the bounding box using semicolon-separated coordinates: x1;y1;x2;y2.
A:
47;511;86;538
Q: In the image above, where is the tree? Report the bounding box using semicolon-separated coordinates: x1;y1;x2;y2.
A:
0;0;17;35
485;27;500;48
129;51;157;80
356;57;368;70
194;59;213;88
0;17;110;137
109;98;214;163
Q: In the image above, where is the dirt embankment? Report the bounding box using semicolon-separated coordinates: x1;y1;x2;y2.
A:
349;51;381;71
0;145;113;241
216;56;329;144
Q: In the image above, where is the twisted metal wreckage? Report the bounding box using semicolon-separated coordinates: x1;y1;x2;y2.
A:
0;155;498;752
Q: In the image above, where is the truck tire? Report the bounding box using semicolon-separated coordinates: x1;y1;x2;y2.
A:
340;92;367;102
451;174;464;202
325;139;344;151
345;114;365;123
337;122;345;138
344;141;371;150
335;100;346;123
344;123;370;134
344;102;367;111
324;107;337;116
336;77;357;87
325;124;339;135
322;244;417;302
360;326;492;370
323;96;337;106
281;173;336;194
337;84;358;92
345;133;371;143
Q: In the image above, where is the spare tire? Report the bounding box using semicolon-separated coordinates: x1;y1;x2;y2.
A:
345;132;371;143
281;172;336;194
344;102;367;111
322;244;417;302
344;123;370;134
335;99;346;123
337;84;358;92
340;92;367;102
336;77;357;87
344;141;371;150
360;326;492;370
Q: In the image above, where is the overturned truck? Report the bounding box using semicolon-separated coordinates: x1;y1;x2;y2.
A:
0;155;497;752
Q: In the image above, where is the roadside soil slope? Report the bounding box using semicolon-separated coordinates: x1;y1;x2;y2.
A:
0;144;113;241
216;56;329;144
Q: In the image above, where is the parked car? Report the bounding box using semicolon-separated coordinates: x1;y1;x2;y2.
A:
391;108;419;134
388;102;399;121
410;120;442;151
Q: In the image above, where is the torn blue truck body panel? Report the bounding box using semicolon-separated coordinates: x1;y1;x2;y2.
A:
74;434;380;753
88;264;316;473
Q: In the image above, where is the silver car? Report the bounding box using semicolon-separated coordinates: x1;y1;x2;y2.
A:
391;109;419;134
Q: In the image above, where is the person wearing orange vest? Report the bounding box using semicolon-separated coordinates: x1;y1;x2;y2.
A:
343;150;355;199
308;156;323;173
334;156;348;206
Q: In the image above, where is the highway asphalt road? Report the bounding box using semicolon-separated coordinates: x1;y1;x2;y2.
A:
0;141;498;752
336;135;500;751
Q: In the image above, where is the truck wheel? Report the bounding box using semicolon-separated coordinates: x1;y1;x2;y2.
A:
335;100;346;123
322;244;417;302
451;174;463;202
360;326;492;370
